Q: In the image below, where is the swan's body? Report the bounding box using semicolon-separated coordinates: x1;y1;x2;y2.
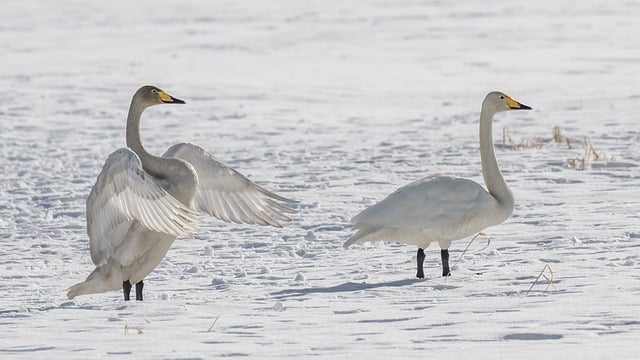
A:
344;91;531;278
68;86;295;300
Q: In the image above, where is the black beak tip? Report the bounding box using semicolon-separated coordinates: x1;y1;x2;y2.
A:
172;97;186;104
519;103;532;110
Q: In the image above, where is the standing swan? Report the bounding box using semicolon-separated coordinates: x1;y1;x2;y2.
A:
344;91;531;278
68;85;295;301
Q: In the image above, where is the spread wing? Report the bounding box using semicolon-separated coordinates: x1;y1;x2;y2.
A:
86;148;199;266
163;143;296;227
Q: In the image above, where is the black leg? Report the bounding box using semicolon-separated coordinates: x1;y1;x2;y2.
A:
416;248;426;279
135;281;144;301
123;280;132;301
441;249;451;277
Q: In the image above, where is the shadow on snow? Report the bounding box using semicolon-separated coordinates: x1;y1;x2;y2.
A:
271;278;457;299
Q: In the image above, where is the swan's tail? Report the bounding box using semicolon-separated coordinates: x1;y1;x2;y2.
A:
67;267;120;299
344;226;426;248
343;226;382;248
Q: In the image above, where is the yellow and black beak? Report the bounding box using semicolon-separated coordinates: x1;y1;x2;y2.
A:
505;96;531;110
158;90;186;104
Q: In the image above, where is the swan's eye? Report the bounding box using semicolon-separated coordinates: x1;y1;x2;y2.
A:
500;95;504;99
151;89;158;94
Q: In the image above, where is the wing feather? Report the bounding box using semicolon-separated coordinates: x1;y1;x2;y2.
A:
163;143;296;227
87;148;199;266
344;175;500;247
350;175;496;230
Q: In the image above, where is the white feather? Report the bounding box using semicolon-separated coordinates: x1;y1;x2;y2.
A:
163;142;296;228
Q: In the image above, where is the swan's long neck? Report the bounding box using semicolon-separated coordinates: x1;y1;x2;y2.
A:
479;107;513;206
125;99;174;179
125;97;197;206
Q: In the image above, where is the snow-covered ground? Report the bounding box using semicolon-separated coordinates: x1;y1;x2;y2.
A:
1;0;639;358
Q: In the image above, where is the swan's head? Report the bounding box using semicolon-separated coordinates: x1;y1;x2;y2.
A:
483;91;531;114
134;85;186;107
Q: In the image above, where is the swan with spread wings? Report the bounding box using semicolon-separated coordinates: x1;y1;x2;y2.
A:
67;85;295;301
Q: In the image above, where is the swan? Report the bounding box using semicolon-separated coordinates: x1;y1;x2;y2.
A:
344;91;531;278
67;85;295;301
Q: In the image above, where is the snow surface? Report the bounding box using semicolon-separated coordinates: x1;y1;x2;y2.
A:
1;0;639;358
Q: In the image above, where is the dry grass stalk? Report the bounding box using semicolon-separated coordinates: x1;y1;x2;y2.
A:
502;127;543;150
504;126;612;170
207;316;220;333
124;324;144;335
552;126;572;149
568;136;612;170
525;264;555;295
448;232;490;277
567;157;586;170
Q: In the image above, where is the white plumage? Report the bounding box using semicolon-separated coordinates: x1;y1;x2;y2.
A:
87;149;198;268
346;175;502;246
68;86;295;300
162;143;293;227
344;91;531;278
